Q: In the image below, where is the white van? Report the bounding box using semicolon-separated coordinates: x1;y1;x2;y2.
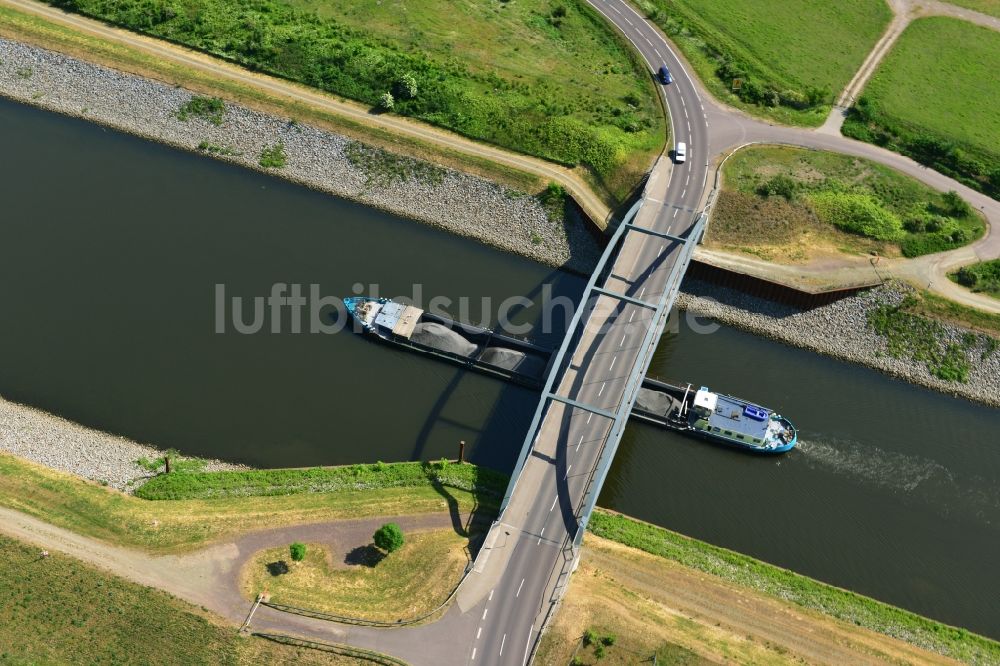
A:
675;141;687;163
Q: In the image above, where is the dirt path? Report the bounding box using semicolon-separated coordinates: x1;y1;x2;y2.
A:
575;536;962;665
1;506;966;664
827;0;1000;131
0;506;463;623
0;0;613;227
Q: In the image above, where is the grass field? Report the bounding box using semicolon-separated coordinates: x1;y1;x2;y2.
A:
844;18;1000;198
38;0;665;204
587;510;1000;664
942;0;1000;18
242;530;469;621
951;259;1000;299
707;145;984;261
0;454;499;552
633;0;890;125
0;534;355;665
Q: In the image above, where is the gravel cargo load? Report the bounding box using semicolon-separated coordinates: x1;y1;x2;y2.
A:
635;388;672;416
480;347;546;377
410;322;478;357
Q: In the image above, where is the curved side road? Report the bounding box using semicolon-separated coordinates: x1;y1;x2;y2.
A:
598;0;1000;314
0;0;613;226
0;506;962;666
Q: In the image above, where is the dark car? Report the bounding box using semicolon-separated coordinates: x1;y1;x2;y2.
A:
658;65;673;84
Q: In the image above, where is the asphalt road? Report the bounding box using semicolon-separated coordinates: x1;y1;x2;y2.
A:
452;1;714;663
3;1;998;663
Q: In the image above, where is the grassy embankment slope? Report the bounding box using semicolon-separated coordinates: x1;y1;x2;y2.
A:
951;259;1000;299
0;454;503;551
707;145;985;262
36;0;664;205
844;18;1000;200
2;453;997;663
582;510;1000;664
0;2;545;196
632;0;890;126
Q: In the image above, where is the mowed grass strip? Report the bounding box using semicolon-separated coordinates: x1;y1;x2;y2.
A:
0;534;355;665
40;0;665;203
707;145;983;261
634;0;891;125
0;454;499;552
242;531;469;620
845;18;1000;197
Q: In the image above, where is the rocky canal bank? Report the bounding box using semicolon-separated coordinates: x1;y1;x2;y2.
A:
0;396;243;490
677;279;1000;408
0;38;601;272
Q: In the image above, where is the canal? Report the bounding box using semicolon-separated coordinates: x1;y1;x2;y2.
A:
2;98;998;638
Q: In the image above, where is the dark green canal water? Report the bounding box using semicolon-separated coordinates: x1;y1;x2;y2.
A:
2;98;998;638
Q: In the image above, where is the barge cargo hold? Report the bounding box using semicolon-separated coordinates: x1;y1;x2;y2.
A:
344;296;796;453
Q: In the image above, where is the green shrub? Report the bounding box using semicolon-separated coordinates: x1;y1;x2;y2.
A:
258;142;287;169
757;174;797;200
289;542;306;561
177;96;225;125
809;191;903;241
378;91;395;111
373;523;404;553
952;259;1000;296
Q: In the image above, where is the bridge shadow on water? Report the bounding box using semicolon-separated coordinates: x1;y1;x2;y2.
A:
389;267;587;548
550;235;680;537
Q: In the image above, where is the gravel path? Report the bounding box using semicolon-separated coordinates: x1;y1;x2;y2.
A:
0;38;601;273
0;395;243;490
678;279;1000;407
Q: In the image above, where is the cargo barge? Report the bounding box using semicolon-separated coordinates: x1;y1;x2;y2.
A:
344;296;796;453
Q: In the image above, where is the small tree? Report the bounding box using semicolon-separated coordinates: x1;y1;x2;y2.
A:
379;91;395;111
373;523;404;553
289;542;307;562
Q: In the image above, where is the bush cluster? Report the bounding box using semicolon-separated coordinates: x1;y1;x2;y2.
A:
48;0;653;182
634;0;831;115
954;259;1000;296
809;191;903;241
844;95;1000;199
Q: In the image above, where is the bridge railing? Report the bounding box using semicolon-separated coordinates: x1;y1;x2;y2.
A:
497;196;645;516
571;210;708;546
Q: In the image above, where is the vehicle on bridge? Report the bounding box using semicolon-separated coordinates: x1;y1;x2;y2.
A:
658;65;673;84
674;141;687;163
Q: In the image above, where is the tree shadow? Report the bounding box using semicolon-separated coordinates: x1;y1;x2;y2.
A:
266;560;290;576
344;544;386;568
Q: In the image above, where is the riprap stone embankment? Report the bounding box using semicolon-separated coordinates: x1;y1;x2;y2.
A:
0;38;601;272
678;279;1000;407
